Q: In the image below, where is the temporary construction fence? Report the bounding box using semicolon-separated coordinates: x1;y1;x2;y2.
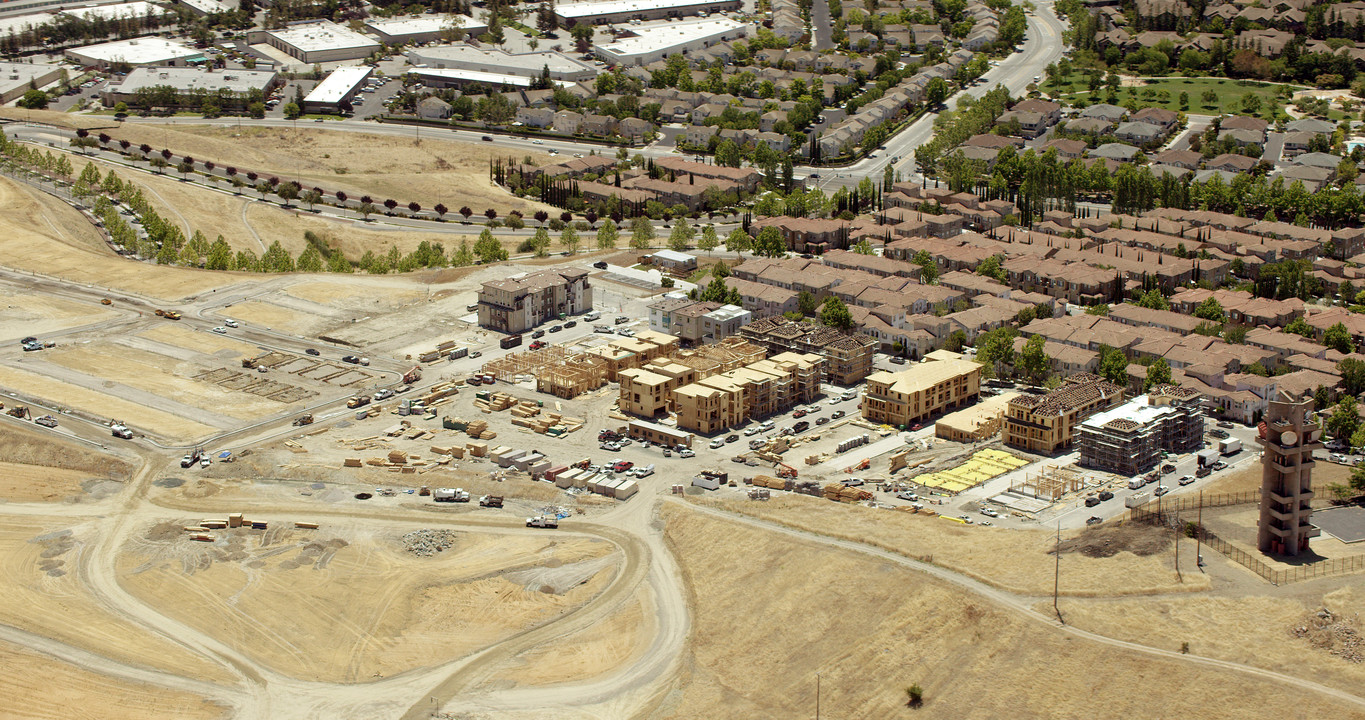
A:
1129;491;1365;586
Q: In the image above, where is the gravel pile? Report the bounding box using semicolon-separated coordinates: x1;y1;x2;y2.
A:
1292;607;1363;663
402;529;459;557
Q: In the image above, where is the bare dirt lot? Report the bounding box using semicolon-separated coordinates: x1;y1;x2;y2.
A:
689;492;1208;596
0;286;119;342
0;639;226;720
659;503;1364;719
104;125;553;216
118;518;617;682
0;424;131;502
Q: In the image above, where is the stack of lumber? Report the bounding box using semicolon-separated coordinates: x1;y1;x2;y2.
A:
823;483;873;503
284;440;307;454
421;382;460;405
751;475;791;491
467;442;488;457
474;392;517;412
343;458;363;468
464;419;490;439
510;402;541;419
388;450;408;465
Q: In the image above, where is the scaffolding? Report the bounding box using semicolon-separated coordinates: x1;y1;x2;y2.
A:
1009;463;1085;501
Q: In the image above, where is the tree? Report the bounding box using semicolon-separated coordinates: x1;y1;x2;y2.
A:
1097;344;1128;386
597;219;619;249
715;139;742;167
726;227;751;256
698;225;718;253
276;182;300;206
1341;357;1365;396
296;246;323;272
358;202;378;220
912;249;938;284
818;296;853;329
205;236;233;270
977;327;1019;377
1143;357;1172;391
1283;316;1315;338
18;89;47;109
1193;297;1225;323
1328;396;1360;441
1019;334;1050;384
669;217;694;251
532;226;551;257
1324;322;1355;354
797;291;818;317
853;239;874;255
560;224;579;254
1135;289;1170;311
925;77;949;107
753;226;786;258
261;240;294;273
452;239;474;267
474;228;508;263
631;217;655;249
283;102;301;120
906;684;924;708
302;189;322;211
976;254;1006;282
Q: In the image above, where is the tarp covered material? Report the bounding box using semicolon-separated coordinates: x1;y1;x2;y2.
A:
218;451;232;458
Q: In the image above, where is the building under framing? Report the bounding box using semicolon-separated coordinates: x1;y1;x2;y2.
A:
1076;384;1205;476
738;316;876;384
1003;374;1125;454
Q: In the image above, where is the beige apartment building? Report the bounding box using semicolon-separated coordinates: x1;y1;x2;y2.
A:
617;360;697;418
477;268;592;334
1002;374;1125;454
861;359;982;428
675;352;824;434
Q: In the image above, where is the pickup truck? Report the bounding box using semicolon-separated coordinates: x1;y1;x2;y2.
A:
792;420;810;433
526;515;559;528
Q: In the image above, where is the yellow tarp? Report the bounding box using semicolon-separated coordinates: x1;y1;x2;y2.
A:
914;450;1028;494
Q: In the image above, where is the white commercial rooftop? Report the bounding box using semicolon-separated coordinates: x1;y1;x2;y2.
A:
0;12;57;36
595;17;746;55
364;14;483;35
557;0;728;18
1079;395;1173;431
269;20;379;53
70;37;201;65
304;64;372;104
177;0;232;13
114;66;276;94
408;66;532;87
408;45;596;77
0;60;62;91
61;1;164;21
651;249;695;263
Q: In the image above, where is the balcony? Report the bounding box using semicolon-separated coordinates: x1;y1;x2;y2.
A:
1267;488;1313;505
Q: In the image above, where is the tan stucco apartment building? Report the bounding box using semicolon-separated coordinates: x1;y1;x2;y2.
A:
477;268;592;334
861;358;982;428
1002;373;1125;454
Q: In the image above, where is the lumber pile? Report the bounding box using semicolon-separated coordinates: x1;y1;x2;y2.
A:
463;419;495;440
388;450;408;465
284;440;307;453
510;411;584;435
343;458;362;468
474;392;518;412
751;475;791;491
421;382;460;406
823;483;873;503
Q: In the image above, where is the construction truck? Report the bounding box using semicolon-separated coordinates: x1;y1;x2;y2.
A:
242;357;260;369
346;395;371;409
402;366;422;384
164;310;181;320
526;515;558;528
479;495;503;508
180;447;203;468
34;415;57;428
292;414;314;426
6;405;30;419
110;420;133;439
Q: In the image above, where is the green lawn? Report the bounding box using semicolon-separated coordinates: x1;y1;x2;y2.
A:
1040;75;1307;117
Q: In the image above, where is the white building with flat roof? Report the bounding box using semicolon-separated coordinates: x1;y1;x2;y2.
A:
555;0;741;25
0;13;58;39
67;37;203;68
593;17;747;66
364;14;487;45
302;64;373;113
262;20;380;63
0;60;63;103
406;45;597;81
60;0;163;21
101;66;279;107
175;0;232;15
406;66;532;89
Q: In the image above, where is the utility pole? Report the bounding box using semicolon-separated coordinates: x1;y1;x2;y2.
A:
1174;505;1181;582
1053;521;1062;624
815;672;820;720
1197;490;1204;572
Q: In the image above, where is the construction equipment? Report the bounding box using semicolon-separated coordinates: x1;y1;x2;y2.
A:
180;446;204;468
479;495;503;508
34;415;57;428
241;357;259;369
101;298;112;305
774;461;799;479
155;309;165;317
402;366;422;385
525;515;558;528
164;310;181;320
346;395;371;409
292;414;314;426
110;420;133;439
6;405;30;419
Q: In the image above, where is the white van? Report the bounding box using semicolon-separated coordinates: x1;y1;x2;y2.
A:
1127;477;1144;490
584;311;601;321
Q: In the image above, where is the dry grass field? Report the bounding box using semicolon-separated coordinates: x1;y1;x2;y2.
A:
0;640;226;720
496;586;655;689
0;424;131;502
104;125;553;215
0;287;119;342
0;364;217;443
690;493;1208;596
0;107;119;129
118;519;617;682
659;503;1364;719
0;515;233;683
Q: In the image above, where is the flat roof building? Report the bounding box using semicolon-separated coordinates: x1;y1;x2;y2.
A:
556;0;742;25
175;0;232;15
405;66;532;89
0;60;63;103
302;65;373;113
365;14;486;45
861;358;981;428
261;20;380;64
67;37;203;68
102;66;280;107
592;17;748;66
1077;385;1204;476
61;1;163;21
407;44;597;81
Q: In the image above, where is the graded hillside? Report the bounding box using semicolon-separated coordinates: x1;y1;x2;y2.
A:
0;425;133;502
103;124;554;215
659;503;1365;719
117;518;618;682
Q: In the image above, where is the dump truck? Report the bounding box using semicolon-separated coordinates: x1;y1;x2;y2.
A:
479;495;503;508
292;414;314;426
346;395;371;409
180;447;203;468
110;420;133;439
526;515;558;528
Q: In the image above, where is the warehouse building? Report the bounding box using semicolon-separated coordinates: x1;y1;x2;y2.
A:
1003;374;1125;454
555;0;741;26
405;67;531;89
861;358;981;428
407;44;597;81
592;17;747;66
175;0;233;16
67;37;204;68
365;14;486;45
1078;385;1205;475
101;66;280;108
0;60;64;103
302;64;373;113
259;20;380;64
478;268;593;334
60;1;164;21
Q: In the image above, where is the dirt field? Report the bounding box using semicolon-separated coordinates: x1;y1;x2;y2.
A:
0;423;132;477
118;518;617;682
497;585;655;689
0;287;119;342
104;125;554;215
0;177;236;301
138;323;261;358
0;462;118;503
0;364;217;442
1203;457;1353;496
0;107;119;129
0;640;226;720
658;503;1365;719
1055;586;1365;698
0;516;233;683
689;493;1209;596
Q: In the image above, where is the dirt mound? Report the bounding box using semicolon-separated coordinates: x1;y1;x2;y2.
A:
1292;607;1363;663
1056;522;1171;558
0;425;130;478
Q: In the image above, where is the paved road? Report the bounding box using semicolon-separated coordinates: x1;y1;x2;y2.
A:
811;0;835;51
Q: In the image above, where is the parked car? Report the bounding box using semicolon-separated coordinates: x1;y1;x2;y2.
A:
548;325;563;333
816;416;830;425
832;410;845;419
793;409;807;419
1087;516;1103;526
374;389;394;401
564;320;577;328
532;330;545;338
223;319;239;328
679;449;695;458
709;438;725;449
1154;485;1170;497
1085;496;1101;507
1098;490;1114;501
725;434;739;443
211;326;228;334
342;355;361;364
306;348;321;356
593;261;608;269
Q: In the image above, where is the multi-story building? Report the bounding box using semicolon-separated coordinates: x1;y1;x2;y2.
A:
738;316;876;384
1258;396;1322;557
617;360;697;418
861;358;981;428
648;296;751;346
1003;374;1125;454
674;352;824;434
1077;385;1204;475
477;268;592;334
